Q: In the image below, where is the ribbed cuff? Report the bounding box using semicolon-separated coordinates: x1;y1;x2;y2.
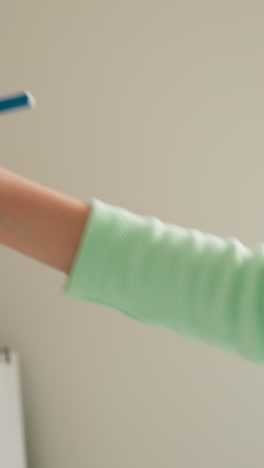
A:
63;198;131;302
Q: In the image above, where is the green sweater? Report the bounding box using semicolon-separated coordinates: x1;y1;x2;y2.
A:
64;198;264;364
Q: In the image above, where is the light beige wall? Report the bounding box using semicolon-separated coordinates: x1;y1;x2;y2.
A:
1;2;264;467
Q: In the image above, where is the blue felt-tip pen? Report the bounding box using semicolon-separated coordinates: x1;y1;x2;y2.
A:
0;91;36;114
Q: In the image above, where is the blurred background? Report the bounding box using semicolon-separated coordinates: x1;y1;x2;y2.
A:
1;1;264;467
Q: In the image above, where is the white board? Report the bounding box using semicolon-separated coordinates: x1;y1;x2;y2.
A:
0;349;27;468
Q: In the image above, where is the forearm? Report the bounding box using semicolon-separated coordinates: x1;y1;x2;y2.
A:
0;168;90;273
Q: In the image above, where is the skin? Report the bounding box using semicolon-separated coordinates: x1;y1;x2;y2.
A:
0;168;91;274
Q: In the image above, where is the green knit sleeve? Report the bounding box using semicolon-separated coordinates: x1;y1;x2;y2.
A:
64;198;264;363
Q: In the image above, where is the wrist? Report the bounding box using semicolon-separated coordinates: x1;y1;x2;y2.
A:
0;167;91;273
